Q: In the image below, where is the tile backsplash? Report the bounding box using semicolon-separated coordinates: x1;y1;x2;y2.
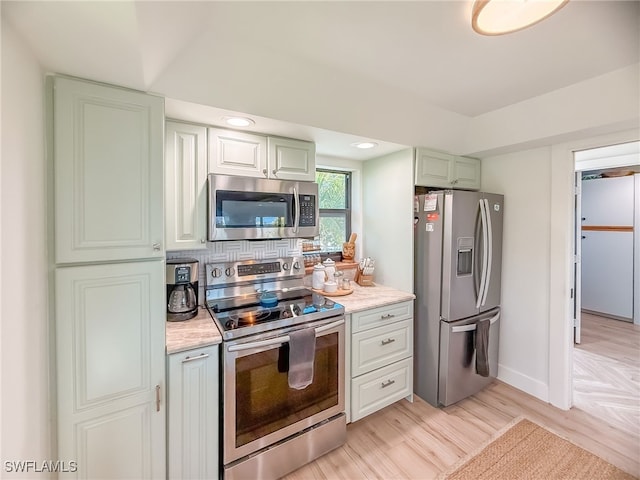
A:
166;238;303;305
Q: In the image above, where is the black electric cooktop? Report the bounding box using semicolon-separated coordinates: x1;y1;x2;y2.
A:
206;288;344;341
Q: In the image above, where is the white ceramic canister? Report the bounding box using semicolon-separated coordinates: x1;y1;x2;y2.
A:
312;263;326;290
322;258;336;280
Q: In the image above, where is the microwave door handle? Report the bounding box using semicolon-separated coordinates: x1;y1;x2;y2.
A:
293;187;300;233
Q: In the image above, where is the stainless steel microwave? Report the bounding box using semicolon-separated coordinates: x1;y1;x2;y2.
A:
207;174;319;241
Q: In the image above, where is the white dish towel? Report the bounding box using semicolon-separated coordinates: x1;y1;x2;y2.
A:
288;327;316;389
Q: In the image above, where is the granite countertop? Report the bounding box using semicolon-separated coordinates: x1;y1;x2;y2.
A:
165;308;222;355
165;283;415;354
331;283;415;313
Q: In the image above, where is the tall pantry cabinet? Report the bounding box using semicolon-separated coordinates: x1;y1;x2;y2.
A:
49;76;166;478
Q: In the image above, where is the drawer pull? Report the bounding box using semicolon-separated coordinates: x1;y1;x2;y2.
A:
182;353;209;363
381;338;396;346
380;314;396;320
381;379;395;389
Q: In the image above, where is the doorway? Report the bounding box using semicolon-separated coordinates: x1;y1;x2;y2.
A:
572;140;640;436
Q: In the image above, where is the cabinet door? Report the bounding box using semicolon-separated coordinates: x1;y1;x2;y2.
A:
351;301;413;333
52;76;164;264
581;176;634;226
414;148;453;187
452;156;481;190
581;230;633;319
267;136;316;181
167;346;219;480
208;128;267;178
351;358;413;422
166;122;208;250
55;261;166;479
351;319;413;377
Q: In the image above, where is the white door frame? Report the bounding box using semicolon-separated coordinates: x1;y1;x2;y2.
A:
573;172;582;344
548;131;639;411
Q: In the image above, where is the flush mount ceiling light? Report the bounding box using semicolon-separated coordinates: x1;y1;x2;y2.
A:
471;0;569;35
223;116;255;127
351;141;378;149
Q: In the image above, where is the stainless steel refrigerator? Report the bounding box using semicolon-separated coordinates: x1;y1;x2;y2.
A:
414;190;503;407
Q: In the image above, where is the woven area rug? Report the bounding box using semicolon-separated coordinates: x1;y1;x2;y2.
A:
440;417;637;480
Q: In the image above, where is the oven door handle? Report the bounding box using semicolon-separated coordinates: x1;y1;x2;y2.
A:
227;318;345;352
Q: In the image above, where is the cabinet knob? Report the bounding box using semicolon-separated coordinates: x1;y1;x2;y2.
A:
200;239;206;244
272;169;278;177
262;168;268;177
153;243;161;251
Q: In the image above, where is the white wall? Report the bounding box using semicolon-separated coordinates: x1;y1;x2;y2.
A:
1;17;52;474
361;149;414;293
481;148;552;399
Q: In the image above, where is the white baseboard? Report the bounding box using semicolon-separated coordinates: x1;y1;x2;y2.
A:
497;364;549;403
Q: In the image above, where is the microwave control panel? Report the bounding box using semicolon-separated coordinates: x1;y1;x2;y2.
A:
299;195;316;226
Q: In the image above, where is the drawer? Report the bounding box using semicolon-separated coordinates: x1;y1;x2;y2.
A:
351;301;413;333
352;319;413;377
351;357;413;422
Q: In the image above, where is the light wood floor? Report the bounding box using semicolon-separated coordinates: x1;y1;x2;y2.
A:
284;316;640;479
573;312;640;438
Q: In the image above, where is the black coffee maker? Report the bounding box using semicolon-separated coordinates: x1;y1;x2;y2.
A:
166;258;199;321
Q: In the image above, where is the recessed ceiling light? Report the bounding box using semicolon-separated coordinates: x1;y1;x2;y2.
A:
472;0;568;36
351;142;378;149
223;116;255;127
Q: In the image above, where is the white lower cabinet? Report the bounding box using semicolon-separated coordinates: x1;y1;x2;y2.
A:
167;345;219;480
349;301;414;422
55;261;166;479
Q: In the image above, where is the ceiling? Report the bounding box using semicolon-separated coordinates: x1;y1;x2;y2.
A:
2;1;639;160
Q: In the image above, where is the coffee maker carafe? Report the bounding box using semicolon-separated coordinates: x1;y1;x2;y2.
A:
166;258;199;321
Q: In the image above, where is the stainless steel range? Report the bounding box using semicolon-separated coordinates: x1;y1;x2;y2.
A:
205;256;346;480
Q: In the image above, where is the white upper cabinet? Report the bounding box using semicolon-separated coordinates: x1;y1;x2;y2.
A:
452;156;481;190
414;148;480;190
208;128;315;181
208;128;268;178
267;136;316;181
165;121;208;250
52;76;165;263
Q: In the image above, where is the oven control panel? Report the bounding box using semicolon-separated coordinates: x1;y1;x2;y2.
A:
205;256;304;288
238;262;281;277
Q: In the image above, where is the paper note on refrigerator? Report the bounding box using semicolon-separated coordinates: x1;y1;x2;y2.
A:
423;194;437;212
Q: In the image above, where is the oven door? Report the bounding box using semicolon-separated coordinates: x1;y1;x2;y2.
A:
222;317;345;465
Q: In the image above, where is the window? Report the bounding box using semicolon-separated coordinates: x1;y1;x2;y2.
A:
316;169;351;253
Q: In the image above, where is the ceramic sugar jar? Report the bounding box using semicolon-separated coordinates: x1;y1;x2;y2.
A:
322;258;336;279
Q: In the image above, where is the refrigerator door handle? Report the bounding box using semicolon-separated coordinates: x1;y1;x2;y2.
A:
476;199;489;309
480;198;493;306
450;311;500;333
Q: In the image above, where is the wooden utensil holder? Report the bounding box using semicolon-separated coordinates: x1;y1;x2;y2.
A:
355;269;374;286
